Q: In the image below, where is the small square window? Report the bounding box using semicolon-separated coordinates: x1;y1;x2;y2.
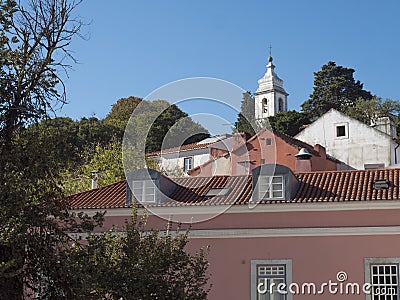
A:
336;125;346;137
266;138;272;145
335;123;348;139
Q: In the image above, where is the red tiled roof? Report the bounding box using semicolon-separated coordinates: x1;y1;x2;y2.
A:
66;180;127;209
293;168;400;202
67;168;400;210
146;142;214;157
159;175;252;206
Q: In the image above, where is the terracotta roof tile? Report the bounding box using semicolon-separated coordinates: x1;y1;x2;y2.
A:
66;180;127;209
67;168;400;209
145;142;214;157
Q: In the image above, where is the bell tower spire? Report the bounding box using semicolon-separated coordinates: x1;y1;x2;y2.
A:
254;50;288;122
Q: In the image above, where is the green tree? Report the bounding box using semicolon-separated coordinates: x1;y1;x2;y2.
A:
0;1;103;297
301;61;372;119
234;92;258;136
105;97;210;153
268;110;310;136
346;96;400;136
61;142;125;195
103;96;142;135
19;116;117;173
68;210;210;299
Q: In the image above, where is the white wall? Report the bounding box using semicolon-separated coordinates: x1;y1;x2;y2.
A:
295;110;393;170
158;148;210;175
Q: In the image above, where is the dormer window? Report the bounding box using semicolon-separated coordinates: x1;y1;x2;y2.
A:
259;176;284;199
132;180;156;203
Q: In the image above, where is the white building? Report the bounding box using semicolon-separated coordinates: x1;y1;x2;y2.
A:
254;55;288;122
295;109;400;170
146;135;231;175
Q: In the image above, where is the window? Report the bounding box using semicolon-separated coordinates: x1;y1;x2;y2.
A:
259;176;284;199
278;98;284;112
263;98;268;113
266;138;272;146
184;157;193;171
132;180;156;203
365;258;400;300
204;187;231;197
251;260;292;300
364;163;385;170
336;125;346;137
335;123;348;139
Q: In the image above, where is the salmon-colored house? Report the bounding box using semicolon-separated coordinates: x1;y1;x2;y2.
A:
188;129;339;177
68;165;400;300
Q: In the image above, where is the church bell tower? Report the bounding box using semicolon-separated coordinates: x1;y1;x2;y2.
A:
254;54;288;122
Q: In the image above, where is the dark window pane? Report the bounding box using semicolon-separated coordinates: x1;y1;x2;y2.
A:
336;125;346;137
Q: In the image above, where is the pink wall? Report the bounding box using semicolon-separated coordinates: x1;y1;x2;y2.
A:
100;208;400;232
187;235;400;299
93;206;400;299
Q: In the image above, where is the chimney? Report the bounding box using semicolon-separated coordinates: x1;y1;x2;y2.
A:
313;144;326;160
371;116;397;138
295;148;312;172
91;170;98;189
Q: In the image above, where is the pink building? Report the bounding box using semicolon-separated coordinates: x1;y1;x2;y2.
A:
189;129;339;177
68;165;400;300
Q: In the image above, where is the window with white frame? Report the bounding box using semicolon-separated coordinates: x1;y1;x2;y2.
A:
251;260;292;300
184;157;193;171
365;258;400;300
132;180;156;203
335;122;349;139
258;176;284;200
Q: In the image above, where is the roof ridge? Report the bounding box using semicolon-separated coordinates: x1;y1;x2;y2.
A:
295;168;400;175
146;141;215;156
273;129;320;156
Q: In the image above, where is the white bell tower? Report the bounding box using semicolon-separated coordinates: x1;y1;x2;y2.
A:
254;55;288;122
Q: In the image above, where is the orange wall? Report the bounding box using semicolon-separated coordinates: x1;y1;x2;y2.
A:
230;130;337;174
192;131;337;176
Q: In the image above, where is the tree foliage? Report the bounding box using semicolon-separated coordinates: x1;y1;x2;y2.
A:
103;96;142;134
67;211;210;299
301;61;372;119
346;96;400;136
0;0;100;297
105;97;210;153
268;110;310;136
234;92;257;136
0;1;211;298
19;116;117;171
0;0;86;150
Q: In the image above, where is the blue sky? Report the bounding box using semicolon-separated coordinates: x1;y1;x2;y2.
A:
60;0;400;135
